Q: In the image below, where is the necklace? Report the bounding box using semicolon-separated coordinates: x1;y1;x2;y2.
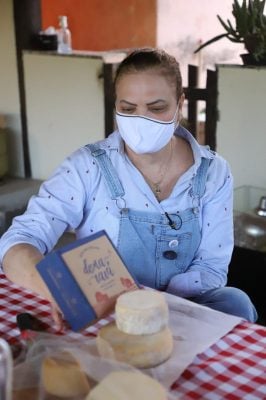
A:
142;140;173;198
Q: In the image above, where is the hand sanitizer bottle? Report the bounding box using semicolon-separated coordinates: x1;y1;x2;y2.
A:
57;15;72;54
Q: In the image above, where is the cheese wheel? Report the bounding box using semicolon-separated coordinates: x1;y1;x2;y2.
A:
41;352;90;398
97;322;173;368
86;370;167;400
115;289;169;335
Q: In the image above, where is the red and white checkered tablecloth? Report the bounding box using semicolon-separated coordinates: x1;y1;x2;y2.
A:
0;274;265;399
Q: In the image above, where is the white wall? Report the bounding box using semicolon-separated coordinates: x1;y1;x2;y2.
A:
23;53;105;180
216;65;266;189
157;0;245;86
0;0;24;176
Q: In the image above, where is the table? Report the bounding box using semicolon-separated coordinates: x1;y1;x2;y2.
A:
0;274;265;399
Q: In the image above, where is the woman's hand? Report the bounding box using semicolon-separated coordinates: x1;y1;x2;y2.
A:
50;302;64;332
3;244;66;331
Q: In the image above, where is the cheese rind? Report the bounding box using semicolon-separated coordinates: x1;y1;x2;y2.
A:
115;289;169;335
41;352;90;398
97;322;173;368
86;370;167;400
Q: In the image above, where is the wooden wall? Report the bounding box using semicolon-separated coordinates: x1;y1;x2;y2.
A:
41;0;156;51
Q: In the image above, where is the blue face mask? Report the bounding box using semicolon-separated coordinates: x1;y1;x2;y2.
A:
115;109;178;154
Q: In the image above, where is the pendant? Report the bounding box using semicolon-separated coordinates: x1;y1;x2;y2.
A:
155;184;161;194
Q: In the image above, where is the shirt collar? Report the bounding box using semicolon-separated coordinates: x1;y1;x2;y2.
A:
175;125;215;166
98;131;126;154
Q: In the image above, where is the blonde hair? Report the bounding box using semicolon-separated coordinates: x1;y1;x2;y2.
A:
114;48;183;101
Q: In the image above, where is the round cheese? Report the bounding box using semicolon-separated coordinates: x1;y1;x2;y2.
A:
115;289;169;335
41;351;91;398
96;322;173;368
86;370;167;400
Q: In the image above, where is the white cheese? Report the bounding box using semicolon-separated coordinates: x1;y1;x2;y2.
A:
86;370;167;400
115;289;169;335
41;351;90;398
97;322;173;368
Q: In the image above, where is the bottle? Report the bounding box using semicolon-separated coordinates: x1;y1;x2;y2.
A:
57;15;72;54
0;338;12;400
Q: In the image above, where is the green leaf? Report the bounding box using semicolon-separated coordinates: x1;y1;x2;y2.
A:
193;0;266;59
194;33;229;53
217;15;234;34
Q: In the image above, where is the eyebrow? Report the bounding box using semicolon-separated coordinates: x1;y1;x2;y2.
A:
119;99;167;106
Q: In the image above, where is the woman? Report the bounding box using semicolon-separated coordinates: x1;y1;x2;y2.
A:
0;48;257;326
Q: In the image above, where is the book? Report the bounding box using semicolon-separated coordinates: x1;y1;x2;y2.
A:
36;230;139;331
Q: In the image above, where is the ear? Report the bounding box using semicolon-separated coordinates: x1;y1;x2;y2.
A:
178;93;185;111
177;93;185;120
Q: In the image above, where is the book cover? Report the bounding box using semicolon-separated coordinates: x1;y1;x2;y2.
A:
36;230;139;331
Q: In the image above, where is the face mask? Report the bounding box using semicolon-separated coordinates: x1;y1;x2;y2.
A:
115;109;178;154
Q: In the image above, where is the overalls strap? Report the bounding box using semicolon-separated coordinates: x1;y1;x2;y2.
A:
85;143;125;200
191;157;210;199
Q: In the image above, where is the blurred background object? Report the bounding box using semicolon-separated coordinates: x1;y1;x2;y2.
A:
0;116;9;180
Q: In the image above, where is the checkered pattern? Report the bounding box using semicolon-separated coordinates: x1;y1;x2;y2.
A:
171;322;266;399
0;274;265;399
0;274;112;345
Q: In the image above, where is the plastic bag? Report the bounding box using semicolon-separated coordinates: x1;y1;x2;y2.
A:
12;332;176;400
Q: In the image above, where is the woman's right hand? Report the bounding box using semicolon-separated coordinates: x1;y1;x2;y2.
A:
3;244;68;332
50;302;64;332
3;244;66;331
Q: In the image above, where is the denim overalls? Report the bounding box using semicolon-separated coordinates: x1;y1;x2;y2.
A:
87;144;210;291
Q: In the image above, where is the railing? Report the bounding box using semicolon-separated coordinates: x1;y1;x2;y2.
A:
184;65;218;150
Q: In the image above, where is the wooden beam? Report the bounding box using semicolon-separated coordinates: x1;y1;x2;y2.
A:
103;63;116;137
205;69;218;150
184;87;207;101
13;0;42;177
187;65;198;137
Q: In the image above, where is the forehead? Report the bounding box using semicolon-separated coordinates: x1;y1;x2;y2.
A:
115;70;176;100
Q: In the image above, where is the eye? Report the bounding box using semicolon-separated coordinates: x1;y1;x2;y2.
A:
120;107;135;114
149;106;167;113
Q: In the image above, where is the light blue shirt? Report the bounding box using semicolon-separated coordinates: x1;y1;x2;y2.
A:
0;127;234;296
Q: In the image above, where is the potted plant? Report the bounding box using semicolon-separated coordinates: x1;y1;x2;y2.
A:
194;0;266;65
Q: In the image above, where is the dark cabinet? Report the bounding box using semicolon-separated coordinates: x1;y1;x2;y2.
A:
228;246;266;326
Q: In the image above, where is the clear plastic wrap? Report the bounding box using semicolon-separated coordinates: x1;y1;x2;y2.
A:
12;332;176;400
11;288;242;399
